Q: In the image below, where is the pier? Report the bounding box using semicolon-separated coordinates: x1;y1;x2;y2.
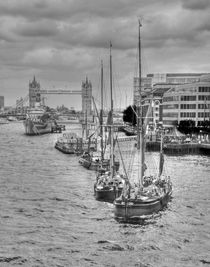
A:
163;143;200;155
144;140;210;155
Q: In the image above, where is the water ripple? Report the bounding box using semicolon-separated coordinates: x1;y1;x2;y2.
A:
0;123;209;266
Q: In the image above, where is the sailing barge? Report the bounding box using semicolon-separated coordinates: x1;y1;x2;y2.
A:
113;21;172;222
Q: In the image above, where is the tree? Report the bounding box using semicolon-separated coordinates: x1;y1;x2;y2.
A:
200;120;210;133
177;120;197;134
123;105;137;126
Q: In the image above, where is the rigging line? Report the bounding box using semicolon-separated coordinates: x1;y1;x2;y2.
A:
163;154;169;176
92;97;100;122
127;143;136;177
128;149;136;178
150;152;158;176
112;67;123;109
98;60;103;101
131;105;138;117
116;138;129;180
87;126;100;139
116;133;132;176
130;104;152;120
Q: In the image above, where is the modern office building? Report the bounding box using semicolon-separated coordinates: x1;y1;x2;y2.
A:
133;73;208;105
146;73;206;85
162;74;210;128
133;73;210;128
0;96;4;110
133;76;152;105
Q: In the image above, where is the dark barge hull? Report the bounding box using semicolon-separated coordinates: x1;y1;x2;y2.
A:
114;190;172;222
95;187;123;203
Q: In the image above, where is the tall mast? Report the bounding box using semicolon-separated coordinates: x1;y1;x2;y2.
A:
137;20;144;187
110;42;114;117
109;42;114;178
100;60;104;160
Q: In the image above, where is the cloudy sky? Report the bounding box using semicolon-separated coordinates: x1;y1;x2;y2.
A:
0;0;210;109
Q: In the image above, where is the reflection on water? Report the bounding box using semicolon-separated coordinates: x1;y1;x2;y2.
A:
0;122;210;266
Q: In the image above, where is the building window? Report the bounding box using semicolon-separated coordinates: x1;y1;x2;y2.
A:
199;87;210;92
180;104;196;109
198;95;210;101
180;95;196;101
163;96;179;102
198;103;210;109
180;112;196;118
162;104;179;109
163;113;178;118
198;112;210;118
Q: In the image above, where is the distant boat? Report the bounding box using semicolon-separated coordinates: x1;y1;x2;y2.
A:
23;107;56;135
7;116;18;122
55;132;97;155
55;132;79;154
113;21;172;222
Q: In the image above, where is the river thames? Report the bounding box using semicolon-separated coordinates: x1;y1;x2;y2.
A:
0;122;209;267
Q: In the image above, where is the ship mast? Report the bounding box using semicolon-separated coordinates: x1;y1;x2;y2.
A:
109;42;114;178
137;20;144;187
100;60;104;161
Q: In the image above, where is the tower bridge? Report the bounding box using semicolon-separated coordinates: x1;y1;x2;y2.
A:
27;76;92;115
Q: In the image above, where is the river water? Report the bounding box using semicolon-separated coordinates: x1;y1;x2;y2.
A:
0;122;209;267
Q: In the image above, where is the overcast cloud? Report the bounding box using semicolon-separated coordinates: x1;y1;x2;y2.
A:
0;0;210;109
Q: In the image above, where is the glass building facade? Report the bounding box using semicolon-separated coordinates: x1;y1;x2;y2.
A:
162;75;210;127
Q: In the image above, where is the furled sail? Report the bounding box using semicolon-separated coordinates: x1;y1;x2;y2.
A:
159;151;164;177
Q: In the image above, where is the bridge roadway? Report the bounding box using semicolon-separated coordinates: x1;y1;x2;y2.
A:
40;89;82;95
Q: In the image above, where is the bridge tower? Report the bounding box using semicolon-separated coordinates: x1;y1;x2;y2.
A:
29;76;41;108
82;77;92;116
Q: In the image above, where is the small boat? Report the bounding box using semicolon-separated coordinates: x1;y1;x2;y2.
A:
113;21;172;222
79;151;119;171
7;116;18;122
94;169;124;202
55;132;79;154
55;141;76;154
55;132;97;155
